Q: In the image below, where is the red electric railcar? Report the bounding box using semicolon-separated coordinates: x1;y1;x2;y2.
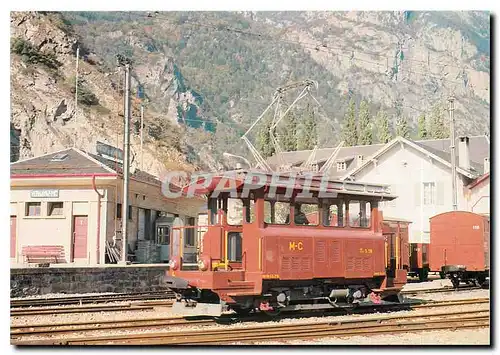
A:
165;171;408;316
429;211;490;288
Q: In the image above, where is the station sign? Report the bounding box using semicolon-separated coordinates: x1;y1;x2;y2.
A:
30;189;59;198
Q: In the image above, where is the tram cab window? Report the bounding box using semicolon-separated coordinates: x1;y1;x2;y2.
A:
244;198;255;223
322;200;346;227
227;198;244;225
289;202;318;226
227;231;242;262
348;200;371;228
264;200;290;225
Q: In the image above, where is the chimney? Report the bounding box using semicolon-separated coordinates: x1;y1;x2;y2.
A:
458;136;470;171
484;157;490;174
356;154;364;167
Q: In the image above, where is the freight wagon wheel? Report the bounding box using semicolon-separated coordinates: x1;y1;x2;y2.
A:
450;276;460;289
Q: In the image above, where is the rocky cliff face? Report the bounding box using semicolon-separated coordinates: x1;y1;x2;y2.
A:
10;12;197;175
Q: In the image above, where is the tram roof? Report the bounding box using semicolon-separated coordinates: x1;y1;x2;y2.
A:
181;170;397;201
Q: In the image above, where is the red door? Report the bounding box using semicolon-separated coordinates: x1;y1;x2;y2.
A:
10;216;16;258
73;216;88;260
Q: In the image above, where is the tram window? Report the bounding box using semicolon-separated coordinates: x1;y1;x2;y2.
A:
244;199;255;223
185;217;196;246
348;200;371;228
323;201;346;227
227;198;244;225
227;232;242;262
264;201;290;225
294;203;318;225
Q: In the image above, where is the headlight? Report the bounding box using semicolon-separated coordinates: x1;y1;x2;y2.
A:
198;258;209;271
170;259;178;270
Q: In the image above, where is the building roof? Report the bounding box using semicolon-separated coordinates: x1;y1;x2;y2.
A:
467;172;490;189
10;148;182;191
10;148;115;177
268;135;489;180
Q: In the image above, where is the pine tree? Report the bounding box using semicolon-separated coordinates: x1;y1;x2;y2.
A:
297;104;318;150
395;115;410;138
256;115;275;158
280;108;298;151
341;98;358;146
376;109;392;143
429;104;449;139
357;100;372;145
417;113;428;139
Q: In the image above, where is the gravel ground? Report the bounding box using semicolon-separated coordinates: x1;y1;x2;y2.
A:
12;302;489;343
247;328;490;345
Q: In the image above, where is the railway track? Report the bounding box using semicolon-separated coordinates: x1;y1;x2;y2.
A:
10;291;175;308
401;285;482;295
11;298;489;341
12;307;489;345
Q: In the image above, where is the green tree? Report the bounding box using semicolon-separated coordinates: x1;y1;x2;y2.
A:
429;104;449;139
297;104;318;150
280;108;298;152
395;115;410;138
256;115;275;158
417;113;428;139
341;98;358;146
357;100;372;145
375;109;392;143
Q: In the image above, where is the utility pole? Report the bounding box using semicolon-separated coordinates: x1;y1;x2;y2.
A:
448;95;457;211
140;104;144;171
117;56;132;264
75;47;79;111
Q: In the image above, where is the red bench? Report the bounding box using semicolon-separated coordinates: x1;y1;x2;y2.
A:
22;245;65;264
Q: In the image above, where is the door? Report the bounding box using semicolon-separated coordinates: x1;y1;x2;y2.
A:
72;216;88;260
138;208;145;241
10;216;16;258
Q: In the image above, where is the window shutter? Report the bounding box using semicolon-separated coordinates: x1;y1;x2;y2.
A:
436;181;445;205
414;183;421;206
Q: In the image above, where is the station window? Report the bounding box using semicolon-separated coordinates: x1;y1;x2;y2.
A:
116;203;122;219
25;202;41;217
264;201;290;225
323;200;346;227
128;205;133;220
47;202;64;216
348;200;371;228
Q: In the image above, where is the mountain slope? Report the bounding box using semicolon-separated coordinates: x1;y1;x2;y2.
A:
10;11;200;174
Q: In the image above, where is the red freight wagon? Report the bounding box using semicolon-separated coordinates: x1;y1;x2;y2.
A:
429;211;489;288
408;243;430;281
380;216;410;286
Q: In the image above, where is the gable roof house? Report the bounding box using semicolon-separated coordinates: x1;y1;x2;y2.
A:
10;148;204;265
267;135;490;244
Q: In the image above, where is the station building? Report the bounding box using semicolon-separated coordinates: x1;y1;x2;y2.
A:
10;147;205;267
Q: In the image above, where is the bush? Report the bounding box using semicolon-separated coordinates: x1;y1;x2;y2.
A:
69;78;99;106
11;37;62;69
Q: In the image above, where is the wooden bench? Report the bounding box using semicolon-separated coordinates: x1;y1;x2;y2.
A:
22;245;65;265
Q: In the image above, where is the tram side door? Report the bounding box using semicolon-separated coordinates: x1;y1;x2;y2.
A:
385;233;396;278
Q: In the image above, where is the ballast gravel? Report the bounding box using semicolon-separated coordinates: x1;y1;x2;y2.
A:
12;302;489;344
